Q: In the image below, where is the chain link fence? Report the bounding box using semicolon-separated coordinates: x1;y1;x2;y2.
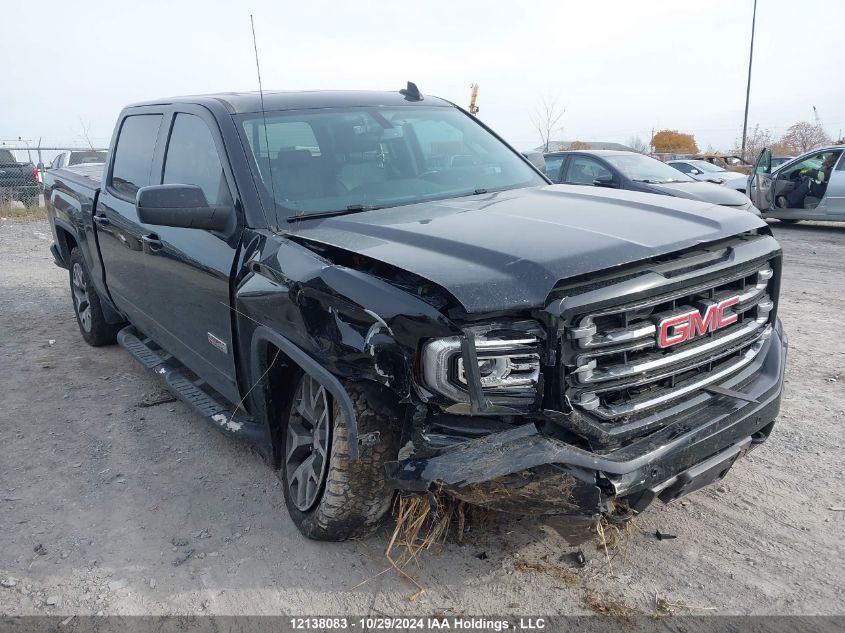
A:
0;143;107;210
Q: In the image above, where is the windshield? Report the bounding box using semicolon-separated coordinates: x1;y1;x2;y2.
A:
236;107;545;219
688;160;726;173
604;153;695;184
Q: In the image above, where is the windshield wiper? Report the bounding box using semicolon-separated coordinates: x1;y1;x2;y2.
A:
286;188;493;222
632;178;663;184
286;204;382;222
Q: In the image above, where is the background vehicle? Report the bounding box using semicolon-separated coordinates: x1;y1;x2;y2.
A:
544;150;758;214
0;149;41;207
749;146;845;222
668;158;749;192
770;155;794;170
46;88;786;541
48;150;107;170
696;154;752;174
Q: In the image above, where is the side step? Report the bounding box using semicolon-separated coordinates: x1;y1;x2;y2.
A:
117;326;266;446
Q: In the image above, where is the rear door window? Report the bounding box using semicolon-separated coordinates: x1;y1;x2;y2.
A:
110;114;163;199
163;113;231;205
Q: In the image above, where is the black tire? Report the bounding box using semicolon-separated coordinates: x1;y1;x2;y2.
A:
69;248;122;346
23;195;40;208
281;376;400;541
779;218;801;224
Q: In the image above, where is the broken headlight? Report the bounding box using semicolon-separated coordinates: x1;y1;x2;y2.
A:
421;325;541;407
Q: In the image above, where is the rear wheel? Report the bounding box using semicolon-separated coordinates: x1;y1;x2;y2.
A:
281;375;400;541
69;248;121;346
23;195;39;208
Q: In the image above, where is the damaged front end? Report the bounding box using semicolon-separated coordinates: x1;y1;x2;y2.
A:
385;232;788;519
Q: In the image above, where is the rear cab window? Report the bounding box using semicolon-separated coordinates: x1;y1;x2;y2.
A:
109;114;163;199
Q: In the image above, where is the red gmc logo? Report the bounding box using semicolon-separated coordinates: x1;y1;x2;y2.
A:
657;297;740;348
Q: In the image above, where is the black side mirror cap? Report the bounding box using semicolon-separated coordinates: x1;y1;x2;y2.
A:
593;175;619;188
136;184;234;232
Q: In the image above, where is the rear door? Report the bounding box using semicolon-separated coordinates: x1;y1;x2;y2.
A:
95;111;165;333
140;107;242;404
749;148;772;210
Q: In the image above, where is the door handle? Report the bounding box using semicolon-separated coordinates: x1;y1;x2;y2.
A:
93;214;110;227
142;234;163;252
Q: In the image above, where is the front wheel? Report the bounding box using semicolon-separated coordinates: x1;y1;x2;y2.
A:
281;375;400;541
69;248;122;346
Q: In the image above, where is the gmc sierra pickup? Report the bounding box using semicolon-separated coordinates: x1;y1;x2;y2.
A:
46;85;787;540
0;149;41;207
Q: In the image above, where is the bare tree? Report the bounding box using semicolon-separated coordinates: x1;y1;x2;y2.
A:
734;124;774;161
76;117;96;149
531;98;565;152
626;136;649;153
779;121;831;155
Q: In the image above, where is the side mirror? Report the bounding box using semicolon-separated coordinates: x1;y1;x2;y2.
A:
593;174;618;188
136;184;234;232
690;168;701;175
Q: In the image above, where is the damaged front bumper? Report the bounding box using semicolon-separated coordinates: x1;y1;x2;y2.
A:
385;321;787;517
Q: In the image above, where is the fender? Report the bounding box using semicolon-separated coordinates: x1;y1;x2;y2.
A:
249;325;361;460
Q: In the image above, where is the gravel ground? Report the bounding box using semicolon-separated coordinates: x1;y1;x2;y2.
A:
0;217;843;617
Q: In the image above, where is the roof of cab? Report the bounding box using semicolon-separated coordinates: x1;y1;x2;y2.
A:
126;90;453;114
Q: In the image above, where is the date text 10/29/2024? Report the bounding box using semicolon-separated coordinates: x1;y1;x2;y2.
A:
290;617;547;631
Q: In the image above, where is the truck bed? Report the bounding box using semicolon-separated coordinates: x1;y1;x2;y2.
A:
45;163;103;194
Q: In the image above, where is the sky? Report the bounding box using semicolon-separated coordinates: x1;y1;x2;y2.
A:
2;0;843;156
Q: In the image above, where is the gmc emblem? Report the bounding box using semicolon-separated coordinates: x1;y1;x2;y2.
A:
657;297;740;348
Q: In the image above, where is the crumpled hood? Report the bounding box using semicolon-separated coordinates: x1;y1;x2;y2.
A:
288;184;765;314
644;180;750;205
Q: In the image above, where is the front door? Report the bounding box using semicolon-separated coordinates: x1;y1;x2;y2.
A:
561;155;614;186
749;148;772;211
822;152;845;215
95;112;164;335
140;108;243;404
766;149;844;219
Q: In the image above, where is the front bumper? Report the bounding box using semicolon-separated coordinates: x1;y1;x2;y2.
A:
385;320;787;516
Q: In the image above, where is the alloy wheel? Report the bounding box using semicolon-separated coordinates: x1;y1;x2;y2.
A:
285;375;331;511
71;262;92;332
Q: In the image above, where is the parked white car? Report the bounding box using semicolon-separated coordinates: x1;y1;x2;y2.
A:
748;146;845;223
668;159;749;193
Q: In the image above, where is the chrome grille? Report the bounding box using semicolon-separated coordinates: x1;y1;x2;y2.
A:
563;264;775;421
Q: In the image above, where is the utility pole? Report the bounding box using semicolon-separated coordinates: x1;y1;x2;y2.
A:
740;0;757;161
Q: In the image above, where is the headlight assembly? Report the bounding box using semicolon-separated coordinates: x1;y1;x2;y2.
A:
421;325;542;407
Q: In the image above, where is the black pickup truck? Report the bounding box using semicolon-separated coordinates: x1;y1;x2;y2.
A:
46;86;787;540
0;149;41;207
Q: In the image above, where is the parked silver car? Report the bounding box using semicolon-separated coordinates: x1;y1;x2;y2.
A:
668;159;748;193
749;146;845;223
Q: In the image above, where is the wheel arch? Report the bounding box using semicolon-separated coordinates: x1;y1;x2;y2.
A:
53;221;78;263
249;326;361;464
